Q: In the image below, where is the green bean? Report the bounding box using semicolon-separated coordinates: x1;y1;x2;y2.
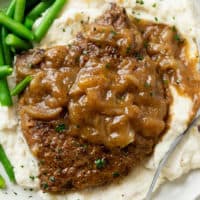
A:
2;0;16;66
11;75;32;96
0;79;13;106
27;0;54;20
1;28;12;65
0;144;15;183
0;12;34;41
24;17;34;29
0;0;16;107
0;35;4;65
34;0;66;42
25;0;40;11
0;30;12;107
6;0;16;18
14;0;26;22
0;66;13;78
24;0;54;29
0;174;6;189
6;34;32;50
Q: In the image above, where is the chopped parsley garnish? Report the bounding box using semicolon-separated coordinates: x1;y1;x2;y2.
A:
174;34;184;43
135;53;144;61
136;0;144;5
41;183;49;190
144;41;148;48
172;16;176;20
174;34;180;41
76;124;80;129
56;148;62;154
172;28;184;43
110;30;117;36
29;176;35;181
152;3;157;8
126;46;131;54
163;79;169;85
39;160;45;165
149;91;154;97
105;63;111;69
82;144;88;149
144;82;151;88
28;63;33;68
113;172;120;177
13;192;18;195
73;141;81;147
154;17;158;22
75;56;80;63
55;123;66;133
95;158;106;169
118;94;126;101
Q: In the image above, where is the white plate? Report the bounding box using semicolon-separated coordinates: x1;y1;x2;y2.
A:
0;0;200;200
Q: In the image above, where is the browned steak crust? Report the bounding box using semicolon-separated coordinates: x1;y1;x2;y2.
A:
21;112;154;192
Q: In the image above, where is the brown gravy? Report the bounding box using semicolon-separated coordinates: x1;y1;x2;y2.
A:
16;4;200;192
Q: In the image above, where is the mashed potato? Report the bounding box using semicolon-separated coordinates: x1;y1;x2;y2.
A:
0;0;200;199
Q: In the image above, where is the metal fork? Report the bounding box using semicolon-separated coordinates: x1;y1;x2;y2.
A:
145;28;200;200
145;114;200;200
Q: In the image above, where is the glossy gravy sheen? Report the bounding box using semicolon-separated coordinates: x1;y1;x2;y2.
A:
16;4;200;192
